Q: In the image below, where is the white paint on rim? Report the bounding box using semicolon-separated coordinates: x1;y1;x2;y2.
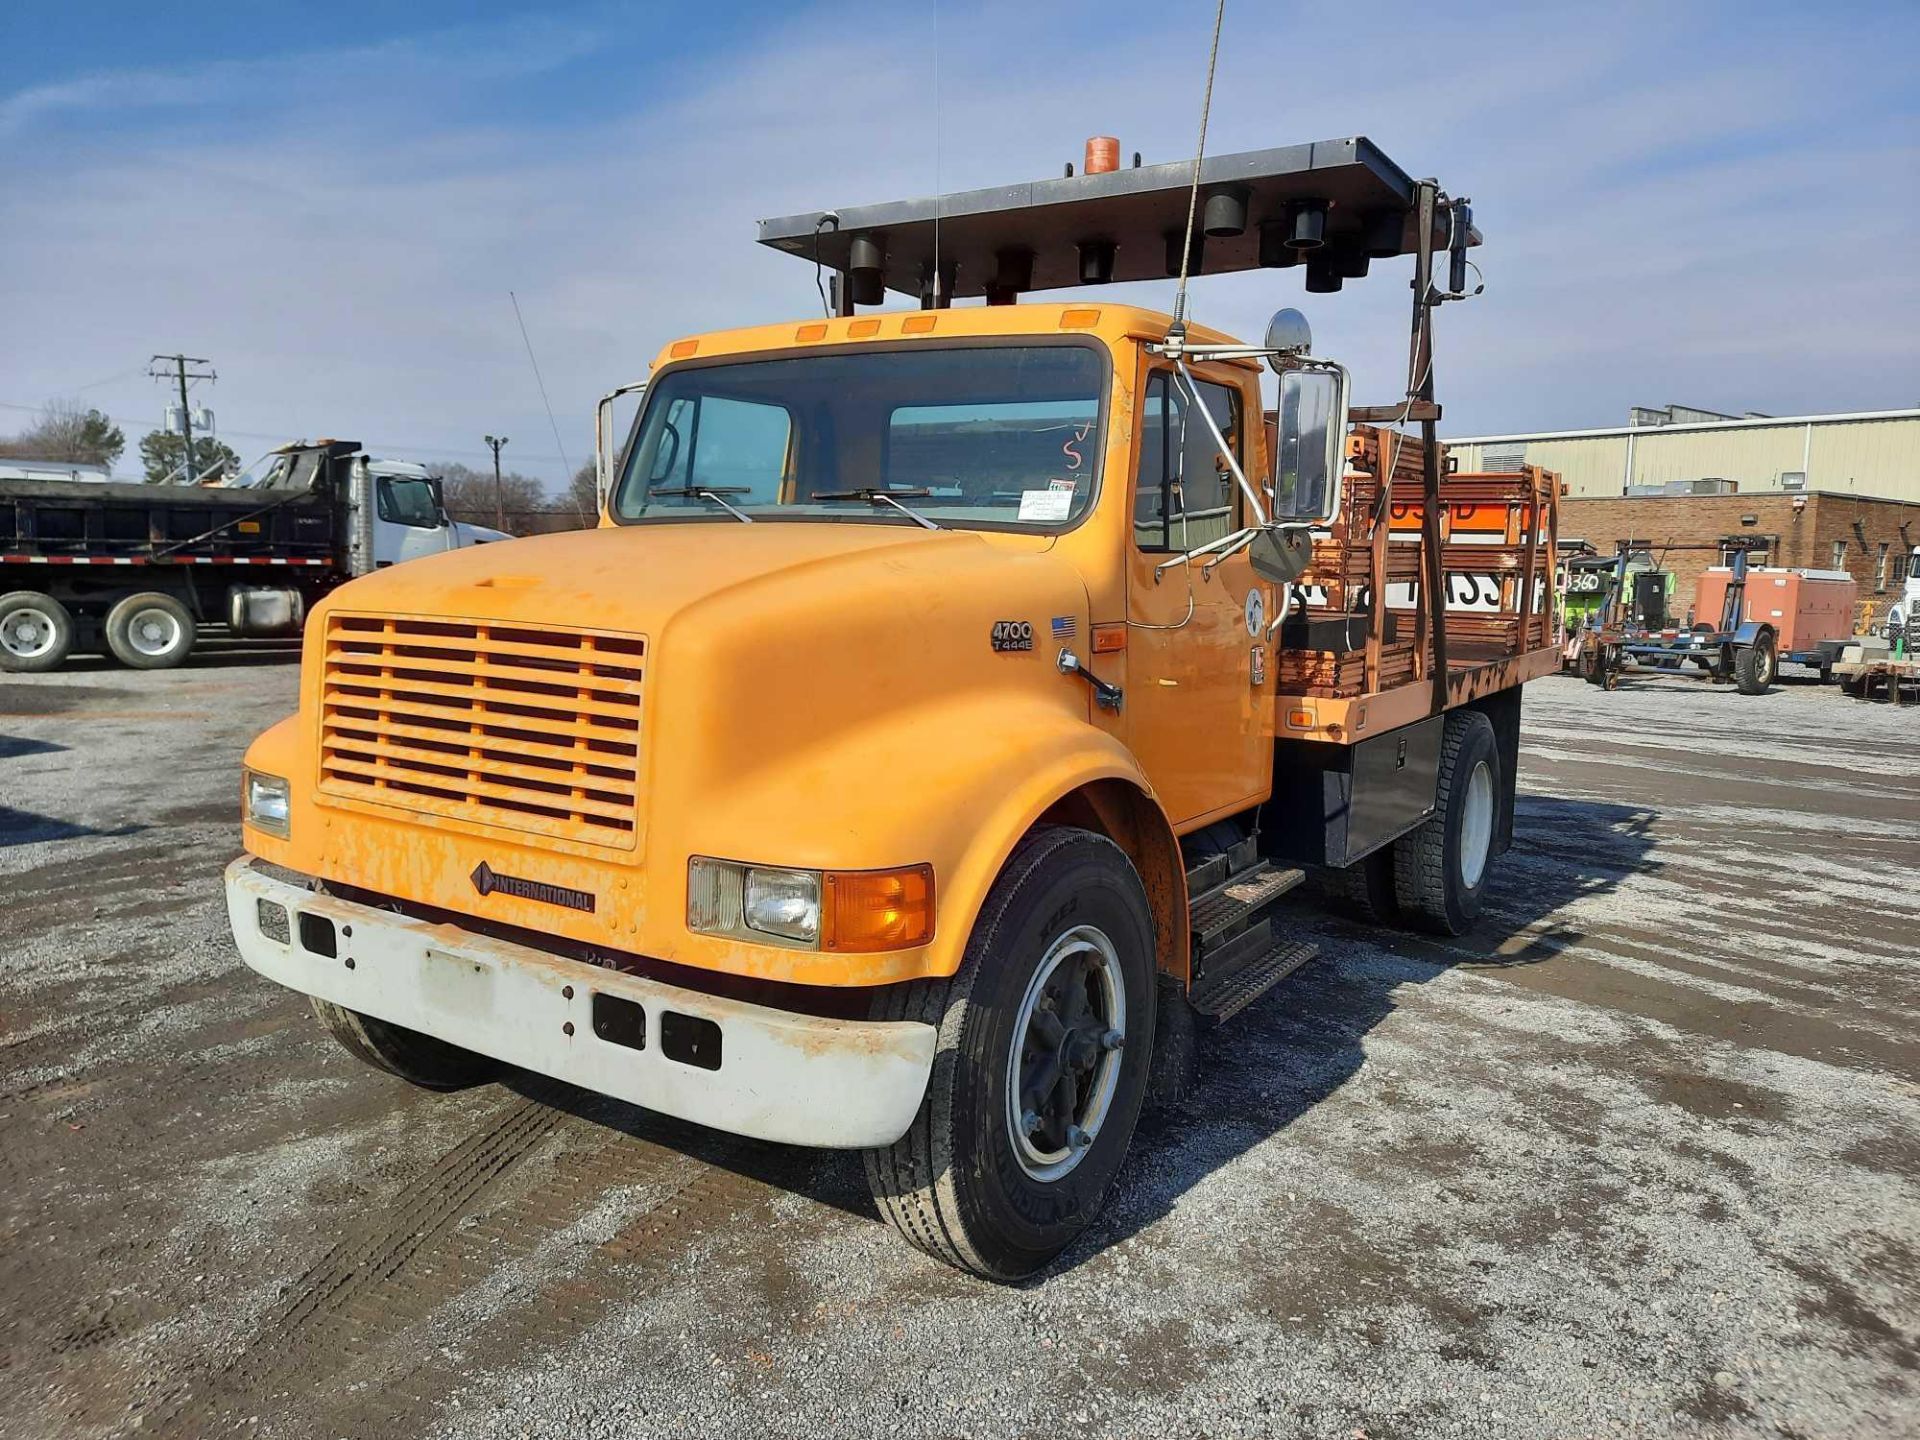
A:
0;605;60;658
1460;759;1495;890
125;606;184;657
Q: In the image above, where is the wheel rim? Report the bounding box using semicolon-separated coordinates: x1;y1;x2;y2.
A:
1006;924;1127;1183
1758;647;1774;684
125;606;182;656
1459;759;1495;890
0;606;59;659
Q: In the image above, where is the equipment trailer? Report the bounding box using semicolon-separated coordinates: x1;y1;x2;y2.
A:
224;135;1559;1279
0;442;509;673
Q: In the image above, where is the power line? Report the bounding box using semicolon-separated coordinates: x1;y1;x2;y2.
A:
510;291;575;482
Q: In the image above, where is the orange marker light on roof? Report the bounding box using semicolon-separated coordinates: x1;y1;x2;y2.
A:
1059;308;1102;329
849;318;882;338
795;323;828;342
669;339;699;358
902;314;938;334
823;865;934;952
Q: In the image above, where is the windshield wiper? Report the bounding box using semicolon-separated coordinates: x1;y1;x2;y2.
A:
808;487;941;530
648;486;755;523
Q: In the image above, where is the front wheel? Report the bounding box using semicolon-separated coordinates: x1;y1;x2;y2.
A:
309;998;498;1090
0;590;75;673
865;827;1156;1281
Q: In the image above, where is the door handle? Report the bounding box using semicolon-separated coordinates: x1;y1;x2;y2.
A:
1057;649;1123;711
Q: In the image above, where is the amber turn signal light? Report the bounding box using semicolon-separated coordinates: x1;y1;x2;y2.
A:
823;865;935;952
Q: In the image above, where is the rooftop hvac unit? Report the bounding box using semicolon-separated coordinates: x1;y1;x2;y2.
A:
1779;470;1806;490
1481;442;1527;473
1689;477;1736;494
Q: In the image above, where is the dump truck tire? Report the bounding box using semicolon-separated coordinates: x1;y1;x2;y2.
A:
104;591;195;670
864;826;1156;1282
309;997;498;1090
0;591;75;673
1393;709;1500;936
1734;635;1775;695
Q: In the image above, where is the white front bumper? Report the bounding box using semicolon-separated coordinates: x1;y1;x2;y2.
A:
224;857;935;1148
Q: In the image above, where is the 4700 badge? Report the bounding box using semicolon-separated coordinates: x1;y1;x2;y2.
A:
990;620;1035;653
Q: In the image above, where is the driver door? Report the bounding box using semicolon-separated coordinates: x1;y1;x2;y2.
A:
1124;366;1275;827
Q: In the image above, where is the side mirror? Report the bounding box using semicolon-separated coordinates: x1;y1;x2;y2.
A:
1270;366;1348;524
1248;525;1311;585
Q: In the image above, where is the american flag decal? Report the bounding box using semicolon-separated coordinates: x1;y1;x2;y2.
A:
1051;615;1076;640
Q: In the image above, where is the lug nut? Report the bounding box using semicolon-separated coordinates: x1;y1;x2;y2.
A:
1067;1125;1092;1150
1101;1028;1125;1051
1020;1110;1041;1137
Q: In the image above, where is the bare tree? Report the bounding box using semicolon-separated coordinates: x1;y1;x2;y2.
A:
0;398;126;468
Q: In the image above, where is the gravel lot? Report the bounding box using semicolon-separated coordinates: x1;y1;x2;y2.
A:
2;654;1915;1439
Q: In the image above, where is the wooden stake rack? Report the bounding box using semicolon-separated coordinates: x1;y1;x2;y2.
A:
1274;424;1560;706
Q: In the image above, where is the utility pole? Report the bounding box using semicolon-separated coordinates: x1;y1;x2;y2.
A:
484;435;509;531
148;354;216;483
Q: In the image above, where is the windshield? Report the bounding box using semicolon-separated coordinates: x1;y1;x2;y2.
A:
377;475;445;528
612;343;1106;531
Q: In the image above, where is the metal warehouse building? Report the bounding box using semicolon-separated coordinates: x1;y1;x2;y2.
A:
1448;406;1920;501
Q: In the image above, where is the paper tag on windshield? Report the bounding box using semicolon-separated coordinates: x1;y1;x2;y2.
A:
1018;489;1073;522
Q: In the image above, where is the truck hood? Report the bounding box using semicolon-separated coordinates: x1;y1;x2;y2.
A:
318;519;1057;635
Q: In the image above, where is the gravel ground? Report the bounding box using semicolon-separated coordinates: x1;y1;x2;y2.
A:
1;653;1915;1439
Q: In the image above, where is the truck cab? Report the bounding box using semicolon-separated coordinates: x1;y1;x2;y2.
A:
225;137;1558;1279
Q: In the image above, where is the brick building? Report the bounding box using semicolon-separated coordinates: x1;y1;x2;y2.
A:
1560;491;1920;626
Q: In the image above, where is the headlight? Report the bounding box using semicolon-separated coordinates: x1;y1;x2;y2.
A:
688;858;933;952
743;867;821;943
244;769;290;837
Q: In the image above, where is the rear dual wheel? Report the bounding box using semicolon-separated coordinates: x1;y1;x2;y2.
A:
1393;709;1501;936
105;592;195;669
866;827;1156;1282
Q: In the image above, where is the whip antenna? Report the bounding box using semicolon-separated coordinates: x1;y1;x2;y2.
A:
1170;0;1228;337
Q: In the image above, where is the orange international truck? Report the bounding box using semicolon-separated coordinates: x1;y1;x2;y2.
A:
224;136;1559;1279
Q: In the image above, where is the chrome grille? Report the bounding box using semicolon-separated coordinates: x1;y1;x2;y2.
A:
319;614;645;847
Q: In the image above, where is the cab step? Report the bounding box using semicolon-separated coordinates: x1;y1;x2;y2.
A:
1188;935;1320;1021
1189;861;1305;954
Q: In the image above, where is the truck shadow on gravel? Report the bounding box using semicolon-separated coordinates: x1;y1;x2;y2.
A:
1077;793;1663;1275
485;797;1663;1282
52;643;302;673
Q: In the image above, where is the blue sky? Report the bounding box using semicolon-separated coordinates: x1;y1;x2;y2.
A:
3;0;1916;487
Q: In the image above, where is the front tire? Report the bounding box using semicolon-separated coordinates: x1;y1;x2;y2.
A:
0;590;75;673
865;827;1156;1281
104;591;195;669
309;998;498;1090
1393;709;1502;936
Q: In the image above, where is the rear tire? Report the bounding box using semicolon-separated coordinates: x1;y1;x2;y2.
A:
1734;634;1775;695
104;591;195;670
1393;709;1501;936
865;826;1156;1281
309;997;498;1090
0;591;75;673
1332;845;1401;925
